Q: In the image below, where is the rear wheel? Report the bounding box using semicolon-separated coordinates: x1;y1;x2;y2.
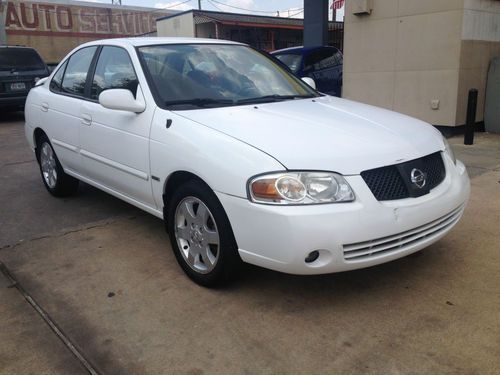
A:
166;180;241;286
36;134;79;197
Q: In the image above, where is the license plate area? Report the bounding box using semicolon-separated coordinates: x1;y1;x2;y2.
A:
10;82;26;91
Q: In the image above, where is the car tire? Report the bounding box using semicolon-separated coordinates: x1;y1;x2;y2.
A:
36;134;79;197
166;180;241;287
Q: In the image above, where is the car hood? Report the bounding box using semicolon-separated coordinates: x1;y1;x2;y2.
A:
175;96;444;175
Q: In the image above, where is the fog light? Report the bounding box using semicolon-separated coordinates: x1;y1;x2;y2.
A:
305;250;320;263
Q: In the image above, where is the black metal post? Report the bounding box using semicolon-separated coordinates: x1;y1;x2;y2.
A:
464;89;478;145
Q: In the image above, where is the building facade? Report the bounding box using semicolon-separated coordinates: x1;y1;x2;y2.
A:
157;10;344;52
342;0;500;127
0;0;174;63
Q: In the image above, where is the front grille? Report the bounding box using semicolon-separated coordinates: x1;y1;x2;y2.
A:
422;152;447;189
361;165;408;200
361;152;446;201
343;204;465;261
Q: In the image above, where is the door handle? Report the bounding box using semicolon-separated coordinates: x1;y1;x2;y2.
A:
81;113;92;126
41;102;49;112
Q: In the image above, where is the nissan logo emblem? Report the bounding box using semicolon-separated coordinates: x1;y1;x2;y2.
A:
411;168;427;189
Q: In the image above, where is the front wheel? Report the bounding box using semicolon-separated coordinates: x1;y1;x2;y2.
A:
166;180;241;287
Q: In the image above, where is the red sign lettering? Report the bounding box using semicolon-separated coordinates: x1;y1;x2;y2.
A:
20;3;39;29
38;4;55;29
5;2;22;28
4;1;165;37
56;6;72;30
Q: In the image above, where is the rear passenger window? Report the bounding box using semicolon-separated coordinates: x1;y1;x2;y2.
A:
304;48;342;72
91;46;138;100
50;60;67;93
61;46;97;96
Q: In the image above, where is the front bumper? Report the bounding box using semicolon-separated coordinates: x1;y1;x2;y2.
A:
0;95;27;107
217;156;470;275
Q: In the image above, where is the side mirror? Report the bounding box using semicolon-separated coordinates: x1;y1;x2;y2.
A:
301;77;316;90
99;89;145;113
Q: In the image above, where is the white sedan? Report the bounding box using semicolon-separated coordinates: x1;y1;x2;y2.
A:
24;38;470;286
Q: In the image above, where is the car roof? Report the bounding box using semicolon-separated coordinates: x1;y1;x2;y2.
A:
271;45;338;54
0;45;36;49
78;37;245;49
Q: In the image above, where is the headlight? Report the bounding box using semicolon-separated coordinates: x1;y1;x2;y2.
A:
249;172;355;205
443;136;456;164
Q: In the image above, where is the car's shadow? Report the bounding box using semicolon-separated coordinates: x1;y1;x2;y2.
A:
213;241;444;305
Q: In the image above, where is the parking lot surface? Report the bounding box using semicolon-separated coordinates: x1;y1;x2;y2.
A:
1;112;499;374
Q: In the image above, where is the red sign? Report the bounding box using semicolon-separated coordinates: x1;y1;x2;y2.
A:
2;1;168;38
331;0;345;10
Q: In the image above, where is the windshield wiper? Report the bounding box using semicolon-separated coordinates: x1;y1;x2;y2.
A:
164;95;316;108
236;94;315;105
164;98;235;108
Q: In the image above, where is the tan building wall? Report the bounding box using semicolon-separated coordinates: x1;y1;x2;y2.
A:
156;12;194;38
457;0;500;124
343;0;500;126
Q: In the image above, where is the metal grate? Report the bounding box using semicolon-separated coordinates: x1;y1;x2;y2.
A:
421;152;446;191
361;165;408;201
343;204;465;261
361;152;446;201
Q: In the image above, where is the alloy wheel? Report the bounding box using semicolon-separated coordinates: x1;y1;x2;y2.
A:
174;196;220;274
40;142;57;189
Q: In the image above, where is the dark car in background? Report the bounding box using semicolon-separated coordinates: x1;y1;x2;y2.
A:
272;46;343;97
0;46;50;111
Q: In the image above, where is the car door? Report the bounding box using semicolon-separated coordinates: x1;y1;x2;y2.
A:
303;48;343;97
42;46;98;173
79;45;156;207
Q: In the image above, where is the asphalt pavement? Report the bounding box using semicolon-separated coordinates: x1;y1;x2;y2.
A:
1;112;499;374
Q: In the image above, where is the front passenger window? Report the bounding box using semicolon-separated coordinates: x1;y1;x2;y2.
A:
91;46;138;100
61;46;97;96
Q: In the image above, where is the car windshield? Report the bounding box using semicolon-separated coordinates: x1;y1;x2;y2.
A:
274;53;302;73
138;44;319;109
0;48;46;71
